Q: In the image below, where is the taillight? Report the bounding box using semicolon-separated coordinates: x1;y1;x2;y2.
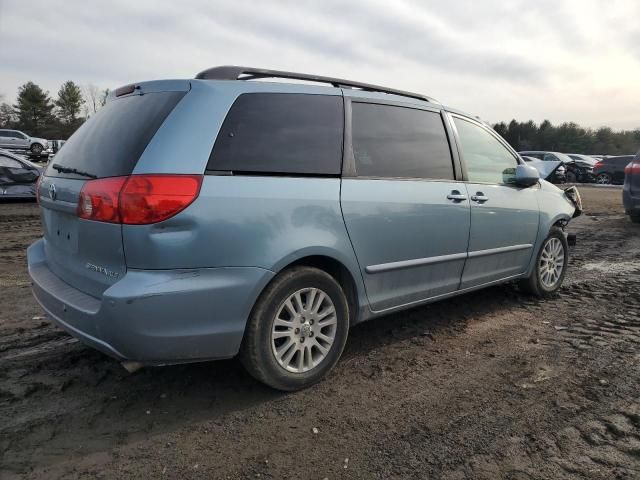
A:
77;175;202;225
77;177;127;223
625;161;639;176
119;175;202;224
593;161;603;169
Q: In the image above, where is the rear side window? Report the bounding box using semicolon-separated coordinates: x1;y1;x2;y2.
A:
46;91;185;179
209;93;343;175
351;103;454;179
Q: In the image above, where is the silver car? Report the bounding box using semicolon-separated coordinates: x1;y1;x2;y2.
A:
27;66;582;391
0;129;49;155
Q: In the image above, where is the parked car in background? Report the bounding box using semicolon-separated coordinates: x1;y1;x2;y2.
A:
623;152;640;222
519;151;568;183
0;149;42;200
28;66;580;391
519;151;573;164
567;154;597;165
521;155;566;182
593;155;635;184
0;129;50;155
49;140;66;154
565;154;597;183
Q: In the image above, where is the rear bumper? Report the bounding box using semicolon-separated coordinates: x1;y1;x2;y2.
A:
27;239;274;364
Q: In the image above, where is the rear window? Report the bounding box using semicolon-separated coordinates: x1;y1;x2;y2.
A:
208;93;343;175
351;103;454;179
46;91;185;179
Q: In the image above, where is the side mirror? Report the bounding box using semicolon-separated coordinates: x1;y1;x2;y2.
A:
515;164;540;187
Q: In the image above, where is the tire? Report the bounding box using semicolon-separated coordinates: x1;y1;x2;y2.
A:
30;143;43;155
520;227;568;297
566;171;577;183
240;266;349;391
596;173;611;185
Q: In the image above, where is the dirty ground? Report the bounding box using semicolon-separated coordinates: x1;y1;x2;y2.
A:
0;186;639;479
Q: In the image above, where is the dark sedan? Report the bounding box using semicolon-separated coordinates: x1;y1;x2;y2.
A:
0;149;42;200
623;151;640;223
593;155;635;184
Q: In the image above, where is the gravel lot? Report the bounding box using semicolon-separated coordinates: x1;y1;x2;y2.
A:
1;186;639;479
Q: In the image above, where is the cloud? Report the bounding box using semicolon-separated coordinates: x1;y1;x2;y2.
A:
0;0;638;128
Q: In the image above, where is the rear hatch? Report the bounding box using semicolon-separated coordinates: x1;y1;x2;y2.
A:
38;84;187;298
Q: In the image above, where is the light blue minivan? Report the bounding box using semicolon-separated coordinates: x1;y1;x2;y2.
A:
28;66;581;390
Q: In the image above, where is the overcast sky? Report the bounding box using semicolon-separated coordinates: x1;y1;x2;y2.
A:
1;0;639;129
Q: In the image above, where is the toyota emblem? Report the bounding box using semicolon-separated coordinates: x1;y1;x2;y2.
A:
49;183;57;201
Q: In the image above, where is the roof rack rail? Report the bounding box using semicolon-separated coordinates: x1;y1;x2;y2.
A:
194;65;436;103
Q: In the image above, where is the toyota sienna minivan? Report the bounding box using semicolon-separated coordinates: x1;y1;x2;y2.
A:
28;66;581;390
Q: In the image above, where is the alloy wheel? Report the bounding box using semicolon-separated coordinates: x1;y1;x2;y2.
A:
539;237;565;289
271;288;337;373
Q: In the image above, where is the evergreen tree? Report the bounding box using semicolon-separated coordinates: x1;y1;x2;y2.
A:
13;82;54;137
55;81;84;125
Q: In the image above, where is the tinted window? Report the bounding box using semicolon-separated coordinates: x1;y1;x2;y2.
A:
209;93;343;175
454;118;518;184
46;91;185;179
351;103;453;179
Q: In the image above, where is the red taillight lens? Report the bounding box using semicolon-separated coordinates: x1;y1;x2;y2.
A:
625;161;640;176
77;175;202;225
77;176;127;223
119;175;202;225
594;161;603;169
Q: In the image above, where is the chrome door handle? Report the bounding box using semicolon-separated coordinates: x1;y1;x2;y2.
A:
471;193;489;202
447;190;467;202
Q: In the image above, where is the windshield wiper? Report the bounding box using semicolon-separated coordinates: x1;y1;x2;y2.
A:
51;163;97;179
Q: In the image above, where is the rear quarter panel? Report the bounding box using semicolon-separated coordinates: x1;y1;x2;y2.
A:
121;176;368;315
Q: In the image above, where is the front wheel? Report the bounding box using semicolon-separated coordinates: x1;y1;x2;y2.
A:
30;143;43;155
520;227;568;297
240;266;349;391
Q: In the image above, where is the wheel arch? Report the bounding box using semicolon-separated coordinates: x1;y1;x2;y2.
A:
268;249;367;325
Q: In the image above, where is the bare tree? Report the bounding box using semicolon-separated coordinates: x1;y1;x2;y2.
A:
83;84;100;116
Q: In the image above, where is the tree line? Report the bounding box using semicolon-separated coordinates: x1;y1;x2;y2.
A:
1;80;639;155
493;119;640;156
0;81;109;140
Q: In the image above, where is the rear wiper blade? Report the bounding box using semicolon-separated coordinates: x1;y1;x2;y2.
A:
51;163;97;179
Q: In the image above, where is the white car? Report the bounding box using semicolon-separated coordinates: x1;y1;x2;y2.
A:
0;129;49;155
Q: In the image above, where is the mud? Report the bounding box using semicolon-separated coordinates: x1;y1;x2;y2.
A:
0;186;638;479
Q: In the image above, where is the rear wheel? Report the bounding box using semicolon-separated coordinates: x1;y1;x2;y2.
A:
596;173;611;184
240;266;349;391
520;227;568;297
30;143;43;155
